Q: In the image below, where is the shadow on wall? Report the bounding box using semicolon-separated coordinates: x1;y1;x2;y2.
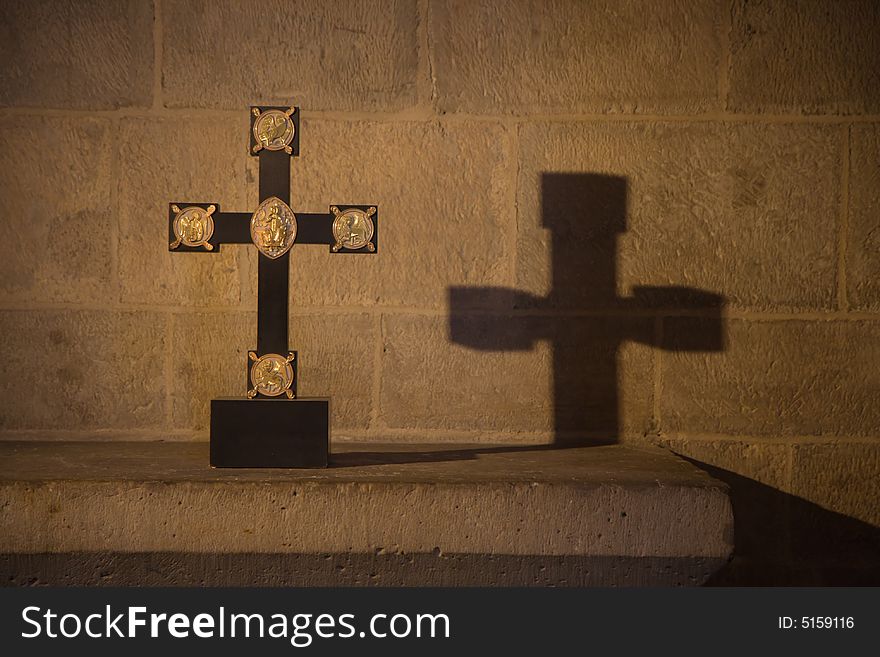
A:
684;458;880;586
449;172;726;445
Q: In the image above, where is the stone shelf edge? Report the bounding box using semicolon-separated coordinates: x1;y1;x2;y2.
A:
0;441;733;585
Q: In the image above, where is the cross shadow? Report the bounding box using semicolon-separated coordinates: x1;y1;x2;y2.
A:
448;173;725;446
336;173;726;467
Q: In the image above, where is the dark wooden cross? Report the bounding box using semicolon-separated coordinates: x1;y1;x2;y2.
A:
167;105;378;468
450;173;724;445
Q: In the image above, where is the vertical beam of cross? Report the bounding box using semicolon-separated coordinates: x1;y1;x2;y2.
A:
167;105;379;400
449;173;725;445
257;149;291;356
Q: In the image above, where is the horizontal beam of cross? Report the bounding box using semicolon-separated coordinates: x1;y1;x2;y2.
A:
167;207;376;251
209;211;342;246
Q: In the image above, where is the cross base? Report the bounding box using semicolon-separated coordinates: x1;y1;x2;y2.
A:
209;398;329;468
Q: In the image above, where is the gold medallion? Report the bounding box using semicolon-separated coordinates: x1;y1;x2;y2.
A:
170;204;215;251
250;196;297;259
331;206;376;252
247;351;296;398
252;107;296;154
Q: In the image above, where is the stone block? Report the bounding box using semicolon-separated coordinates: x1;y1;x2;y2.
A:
517;122;840;311
0;310;166;431
661;319;880;436
0;0;153;109
171;312;375;432
117;117;251;308
170;311;252;431
0;118;114;305
848;124;880;311
729;0;880;114
0;441;734;571
282;119;514;309
430;0;722;115
381;314;654;437
162;0;421;111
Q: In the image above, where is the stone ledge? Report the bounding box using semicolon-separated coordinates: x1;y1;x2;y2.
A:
0;441;733;585
0;553;728;588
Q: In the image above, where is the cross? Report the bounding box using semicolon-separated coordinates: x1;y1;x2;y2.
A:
449;173;724;445
167;105;378;467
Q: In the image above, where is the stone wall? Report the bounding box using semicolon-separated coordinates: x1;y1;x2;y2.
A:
1;1;878;579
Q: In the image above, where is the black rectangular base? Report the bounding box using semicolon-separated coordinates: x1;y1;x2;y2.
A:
210;397;329;468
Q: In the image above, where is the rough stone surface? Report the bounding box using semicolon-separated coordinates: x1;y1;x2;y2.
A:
171;312;375;431
430;0;722;115
275;119;513;308
0;0;153;109
0;118;114;305
0;442;734;565
791;441;880;528
171;312;253;431
162;0;421;111
848;124;880;311
729;0;880;114
0;311;166;431
117;117;251;308
381;314;654;437
0;553;726;587
661;319;880;436
517;122;840;311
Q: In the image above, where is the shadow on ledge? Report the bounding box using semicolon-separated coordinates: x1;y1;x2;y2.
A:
681;457;880;586
331;443;598;468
